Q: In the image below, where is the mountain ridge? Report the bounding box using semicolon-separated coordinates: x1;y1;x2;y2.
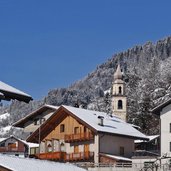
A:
1;35;171;137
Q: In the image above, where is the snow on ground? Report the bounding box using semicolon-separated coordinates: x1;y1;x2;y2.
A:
104;88;111;95
1;125;11;132
0;154;86;171
0;112;10;121
0;126;12;136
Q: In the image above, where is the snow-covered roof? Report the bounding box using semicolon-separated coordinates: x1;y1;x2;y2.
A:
151;98;171;115
0;138;6;142
135;135;159;143
62;105;147;140
0;154;85;171
0;136;39;148
0;81;32;103
0;92;4;96
100;153;132;162
147;135;159;141
0;81;30;97
43;104;59;110
13;104;59;128
19;139;39;148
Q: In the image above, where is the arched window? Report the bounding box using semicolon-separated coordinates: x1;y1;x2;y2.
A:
60;142;65;152
119;86;122;94
47;143;52;152
118;100;123;109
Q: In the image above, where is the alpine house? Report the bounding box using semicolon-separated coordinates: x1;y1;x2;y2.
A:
27;105;148;164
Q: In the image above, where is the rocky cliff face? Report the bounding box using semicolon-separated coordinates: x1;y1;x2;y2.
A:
1;36;171;136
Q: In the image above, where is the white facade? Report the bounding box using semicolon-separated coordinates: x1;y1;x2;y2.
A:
99;134;134;158
160;103;171;157
23;110;54;133
152;99;171;164
39;133;136;163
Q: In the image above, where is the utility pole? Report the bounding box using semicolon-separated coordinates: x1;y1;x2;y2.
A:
38;117;45;157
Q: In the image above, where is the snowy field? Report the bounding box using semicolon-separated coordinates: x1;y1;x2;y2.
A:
0;154;86;171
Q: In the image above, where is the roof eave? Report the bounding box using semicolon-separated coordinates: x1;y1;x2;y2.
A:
97;131;149;141
0;90;33;103
151;98;171;115
13;105;57;127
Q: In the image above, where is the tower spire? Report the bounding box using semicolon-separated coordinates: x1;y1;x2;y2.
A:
111;64;127;122
114;64;122;81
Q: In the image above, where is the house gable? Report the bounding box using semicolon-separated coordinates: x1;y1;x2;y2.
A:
13;105;58;134
0;136;26;155
27;106;96;143
44;113;92;141
22;109;55;133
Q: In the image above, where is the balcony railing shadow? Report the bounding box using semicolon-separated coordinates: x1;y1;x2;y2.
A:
0;147;23;152
65;132;93;142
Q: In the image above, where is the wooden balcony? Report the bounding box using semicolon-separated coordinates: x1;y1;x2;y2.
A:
0;147;23;153
64;132;93;142
65;151;94;161
36;151;66;161
35;151;94;162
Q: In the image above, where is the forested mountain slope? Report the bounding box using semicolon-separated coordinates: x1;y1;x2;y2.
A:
1;36;171;137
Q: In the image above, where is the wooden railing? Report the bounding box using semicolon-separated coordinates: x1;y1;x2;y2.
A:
65;151;94;161
36;151;66;160
64;132;93;142
0;147;23;152
36;151;94;161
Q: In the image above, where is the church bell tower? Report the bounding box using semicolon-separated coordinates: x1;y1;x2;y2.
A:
111;64;127;121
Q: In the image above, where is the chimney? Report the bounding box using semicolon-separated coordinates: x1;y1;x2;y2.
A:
98;116;104;126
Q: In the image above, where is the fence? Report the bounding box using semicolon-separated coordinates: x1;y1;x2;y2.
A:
75;162;171;171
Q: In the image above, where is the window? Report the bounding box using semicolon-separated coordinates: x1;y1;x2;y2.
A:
60;142;65;152
47;144;52;152
40;118;46;124
74;145;79;153
30;148;36;155
84;126;87;133
74;127;79;134
118;100;123;109
60;124;65;133
0;143;5;147
34;119;39;125
34;118;45;125
119;86;122;94
84;144;89;152
120;146;124;156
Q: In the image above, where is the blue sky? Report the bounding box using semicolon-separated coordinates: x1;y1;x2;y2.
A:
0;0;171;99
